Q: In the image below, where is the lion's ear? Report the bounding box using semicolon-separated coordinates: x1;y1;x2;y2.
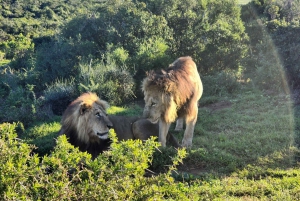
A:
80;103;91;115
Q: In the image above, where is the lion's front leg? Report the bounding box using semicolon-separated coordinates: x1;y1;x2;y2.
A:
159;120;171;147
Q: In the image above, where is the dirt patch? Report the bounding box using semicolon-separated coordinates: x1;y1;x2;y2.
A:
202;101;232;112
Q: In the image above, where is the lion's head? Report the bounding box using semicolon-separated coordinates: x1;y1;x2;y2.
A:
58;92;113;157
142;71;178;124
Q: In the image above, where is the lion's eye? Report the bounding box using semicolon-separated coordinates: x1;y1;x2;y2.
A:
151;102;156;107
96;112;102;118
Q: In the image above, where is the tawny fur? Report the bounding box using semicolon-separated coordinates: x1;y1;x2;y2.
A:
142;56;203;147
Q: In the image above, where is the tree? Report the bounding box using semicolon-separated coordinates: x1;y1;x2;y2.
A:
141;0;248;73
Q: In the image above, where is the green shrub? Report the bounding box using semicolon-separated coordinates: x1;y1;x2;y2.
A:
0;122;41;199
0;122;203;200
100;70;136;105
78;57;136;106
43;78;78;115
151;146;180;174
34;39;80;85
0;81;10;98
201;71;241;97
0;84;37;126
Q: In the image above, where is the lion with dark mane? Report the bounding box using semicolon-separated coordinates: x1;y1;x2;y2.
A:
58;92;113;158
59;92;180;158
142;56;203;147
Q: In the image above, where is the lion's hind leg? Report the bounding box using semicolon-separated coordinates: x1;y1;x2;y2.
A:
181;105;198;147
182;119;196;147
174;117;184;131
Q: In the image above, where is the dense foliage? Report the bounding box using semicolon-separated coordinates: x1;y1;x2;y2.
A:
1;0;300;136
241;0;300;88
0;0;248;123
0;122;203;200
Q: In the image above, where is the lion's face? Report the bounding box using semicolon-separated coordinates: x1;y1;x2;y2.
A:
85;102;112;140
59;92;113;145
143;91;164;124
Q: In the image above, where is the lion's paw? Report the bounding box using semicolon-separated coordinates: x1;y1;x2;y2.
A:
181;139;192;148
174;127;183;132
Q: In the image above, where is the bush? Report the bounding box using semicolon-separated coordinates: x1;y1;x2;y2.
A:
100;70;136;105
43;78;78;115
151;146;180;174
0;84;38;126
34;38;81;85
201;71;241;97
78;57;136;106
0;122;203;200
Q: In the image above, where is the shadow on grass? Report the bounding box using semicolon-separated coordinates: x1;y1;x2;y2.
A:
21;116;61;156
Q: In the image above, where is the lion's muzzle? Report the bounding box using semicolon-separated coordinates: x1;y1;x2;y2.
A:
97;132;109;139
143;111;159;124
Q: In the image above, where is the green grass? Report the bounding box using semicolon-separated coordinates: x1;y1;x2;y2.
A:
177;89;297;176
22;117;61;156
107;105;143;116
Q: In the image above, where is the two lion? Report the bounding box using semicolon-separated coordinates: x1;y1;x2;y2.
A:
58;56;202;157
142;56;203;147
58;92;180;158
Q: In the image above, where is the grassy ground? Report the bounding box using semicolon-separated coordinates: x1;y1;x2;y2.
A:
22;86;300;199
178;89;297;175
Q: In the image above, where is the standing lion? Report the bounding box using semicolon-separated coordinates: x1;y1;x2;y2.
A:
142;56;203;147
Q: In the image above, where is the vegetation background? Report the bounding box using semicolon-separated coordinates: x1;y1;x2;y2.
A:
1;0;300;200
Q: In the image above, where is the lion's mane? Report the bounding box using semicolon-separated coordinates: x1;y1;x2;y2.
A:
58;92;113;158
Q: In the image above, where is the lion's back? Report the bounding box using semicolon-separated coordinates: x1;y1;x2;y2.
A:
171;56;203;103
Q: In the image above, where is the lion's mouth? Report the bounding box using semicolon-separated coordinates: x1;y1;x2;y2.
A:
97;132;109;139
